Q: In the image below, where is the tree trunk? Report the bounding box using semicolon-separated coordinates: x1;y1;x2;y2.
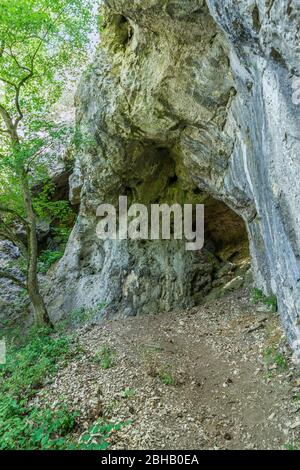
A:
22;173;53;328
2;108;53;328
28;282;52;327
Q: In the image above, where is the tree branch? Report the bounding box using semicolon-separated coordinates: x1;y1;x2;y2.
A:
0;270;26;289
0;103;14;134
14;70;34;127
5;47;31;74
0;75;16;88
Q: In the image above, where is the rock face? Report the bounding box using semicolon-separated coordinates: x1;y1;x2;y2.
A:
206;0;300;354
0;241;29;327
48;1;300;354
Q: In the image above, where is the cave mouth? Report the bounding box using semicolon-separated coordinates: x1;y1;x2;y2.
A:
117;192;251;315
204;197;249;265
200;196;251;303
103;142;252;315
44;143;251;320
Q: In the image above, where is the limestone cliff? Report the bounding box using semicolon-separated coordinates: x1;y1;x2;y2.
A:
47;1;300;355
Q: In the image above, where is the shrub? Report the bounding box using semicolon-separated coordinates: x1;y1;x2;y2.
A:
121;387;136;399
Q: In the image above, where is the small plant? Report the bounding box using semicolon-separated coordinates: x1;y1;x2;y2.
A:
58;303;106;330
75;419;131;450
159;368;176;386
284;442;299;451
264;347;288;371
274;351;287;370
70;307;91;325
121;387;136;399
93;345;116;370
251;288;278;312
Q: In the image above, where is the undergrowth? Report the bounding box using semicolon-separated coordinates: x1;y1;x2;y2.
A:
0;327;127;449
57;303;106;330
93;345;116;370
251;288;278;313
38;249;64;274
264;346;288;371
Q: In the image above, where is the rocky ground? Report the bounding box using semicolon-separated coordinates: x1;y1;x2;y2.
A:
33;288;300;450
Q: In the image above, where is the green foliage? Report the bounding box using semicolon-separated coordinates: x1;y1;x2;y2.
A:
98;15;105;32
121;387;136;399
0;326;133;449
251;288;278;312
52;226;72;245
38;249;64;273
284;443;299;451
57;303;106;331
0;401;78;450
0;0;94;129
0;326;78;449
93;345;116;370
39;249;64;273
0;0;97;306
0;328;130;450
74;419;131;450
38;224;74;274
159;368;176;386
0;327;71;399
264;347;288;371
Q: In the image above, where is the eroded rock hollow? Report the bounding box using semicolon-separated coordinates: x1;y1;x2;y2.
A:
47;1;300;355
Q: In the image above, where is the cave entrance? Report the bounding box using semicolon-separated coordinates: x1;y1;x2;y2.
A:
204;197;249;265
117;143;251;314
199;195;251;303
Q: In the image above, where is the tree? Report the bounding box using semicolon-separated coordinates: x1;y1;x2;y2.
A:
0;0;94;326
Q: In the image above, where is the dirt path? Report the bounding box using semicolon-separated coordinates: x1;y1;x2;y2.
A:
34;288;300;450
